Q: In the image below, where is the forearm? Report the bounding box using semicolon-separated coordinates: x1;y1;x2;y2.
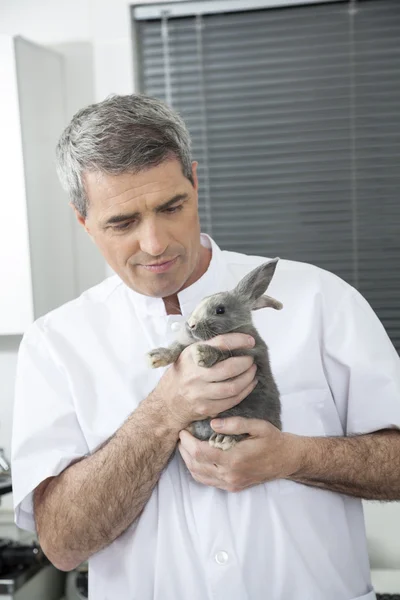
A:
34;392;181;571
289;429;400;500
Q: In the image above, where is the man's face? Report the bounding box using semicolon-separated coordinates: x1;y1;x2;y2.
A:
79;159;203;299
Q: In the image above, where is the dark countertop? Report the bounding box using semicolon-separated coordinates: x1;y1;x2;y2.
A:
0;476;12;496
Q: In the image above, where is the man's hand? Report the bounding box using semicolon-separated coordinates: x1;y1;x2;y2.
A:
154;334;258;430
178;417;302;492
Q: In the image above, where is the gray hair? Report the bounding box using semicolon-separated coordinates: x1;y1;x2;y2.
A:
56;94;194;218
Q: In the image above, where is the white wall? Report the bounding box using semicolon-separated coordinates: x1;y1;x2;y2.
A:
1;0;399;575
0;0;185;102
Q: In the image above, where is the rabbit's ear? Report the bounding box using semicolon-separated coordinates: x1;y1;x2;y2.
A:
235;258;280;306
253;294;283;311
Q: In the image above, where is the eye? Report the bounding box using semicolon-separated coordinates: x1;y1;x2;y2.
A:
164;204;183;214
215;305;225;315
112;221;135;231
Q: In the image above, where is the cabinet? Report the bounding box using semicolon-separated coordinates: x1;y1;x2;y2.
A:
0;35;76;334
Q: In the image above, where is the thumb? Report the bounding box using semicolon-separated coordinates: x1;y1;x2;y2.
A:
210;417;269;436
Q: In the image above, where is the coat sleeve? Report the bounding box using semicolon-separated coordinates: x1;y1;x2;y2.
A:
322;286;400;436
11;321;89;532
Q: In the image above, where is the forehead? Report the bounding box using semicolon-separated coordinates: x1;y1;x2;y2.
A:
83;159;188;215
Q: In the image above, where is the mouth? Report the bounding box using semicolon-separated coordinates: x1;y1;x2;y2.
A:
185;322;206;341
140;256;178;273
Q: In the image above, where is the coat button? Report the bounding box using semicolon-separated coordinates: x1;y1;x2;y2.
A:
215;551;229;565
171;322;181;332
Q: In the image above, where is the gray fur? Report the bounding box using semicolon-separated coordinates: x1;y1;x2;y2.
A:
147;259;282;449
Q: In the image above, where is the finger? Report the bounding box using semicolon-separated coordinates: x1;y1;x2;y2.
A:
179;444;221;483
210;416;270;436
204;355;255;383
187;463;241;493
205;333;255;351
207;364;257;400
190;470;223;488
207;378;259;417
178;442;194;470
179;432;223;465
179;429;199;453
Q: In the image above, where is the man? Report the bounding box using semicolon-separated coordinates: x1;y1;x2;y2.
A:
12;94;400;600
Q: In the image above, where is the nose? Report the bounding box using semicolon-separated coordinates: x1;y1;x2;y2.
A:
139;219;169;257
187;319;196;330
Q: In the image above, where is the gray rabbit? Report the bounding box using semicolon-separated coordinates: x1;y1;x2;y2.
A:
147;259;282;450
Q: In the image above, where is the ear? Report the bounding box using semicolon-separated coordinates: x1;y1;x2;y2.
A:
191;161;199;192
70;202;94;242
252;294;283;311
70;202;85;226
235;258;280;306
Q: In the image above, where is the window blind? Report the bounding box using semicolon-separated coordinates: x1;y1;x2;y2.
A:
133;0;400;353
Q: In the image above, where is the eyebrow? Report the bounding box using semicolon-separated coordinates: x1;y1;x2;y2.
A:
102;193;189;227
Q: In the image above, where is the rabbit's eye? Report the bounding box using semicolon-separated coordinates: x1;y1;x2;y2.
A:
216;305;225;315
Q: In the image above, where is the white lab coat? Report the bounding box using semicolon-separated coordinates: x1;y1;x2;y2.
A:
12;234;400;600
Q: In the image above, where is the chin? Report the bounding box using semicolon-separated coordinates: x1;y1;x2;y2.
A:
126;263;191;298
144;281;183;299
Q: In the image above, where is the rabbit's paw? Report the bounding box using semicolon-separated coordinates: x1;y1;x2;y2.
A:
195;344;219;368
209;433;237;451
147;348;172;368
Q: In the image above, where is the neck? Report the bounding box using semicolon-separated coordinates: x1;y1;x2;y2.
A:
163;296;181;315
